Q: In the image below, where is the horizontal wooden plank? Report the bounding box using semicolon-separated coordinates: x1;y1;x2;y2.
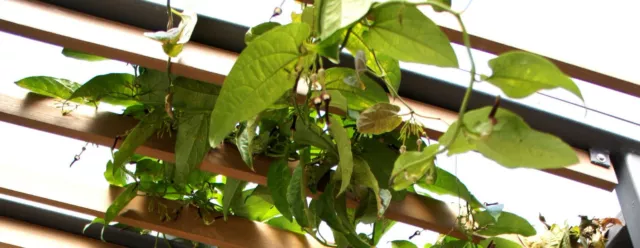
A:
0;0;617;191
0;152;325;248
0;216;121;248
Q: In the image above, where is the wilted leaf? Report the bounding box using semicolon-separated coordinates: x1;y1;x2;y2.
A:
357;103;402;135
144;10;198;57
62;48;107;62
267;159;293;222
365;3;458;67
209;23;311;148
486;51;582;100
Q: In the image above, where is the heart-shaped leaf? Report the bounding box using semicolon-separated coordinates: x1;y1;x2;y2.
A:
357;102;402;135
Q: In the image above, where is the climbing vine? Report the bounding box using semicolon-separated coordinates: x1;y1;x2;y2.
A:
13;0;621;247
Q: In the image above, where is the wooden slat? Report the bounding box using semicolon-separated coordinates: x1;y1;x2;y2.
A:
0;217;122;248
0;0;617;191
0;154;325;248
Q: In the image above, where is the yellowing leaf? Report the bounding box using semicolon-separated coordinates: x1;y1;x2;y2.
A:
486;51;583;100
357;103;402;135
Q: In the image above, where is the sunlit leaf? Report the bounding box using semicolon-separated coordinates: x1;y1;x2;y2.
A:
245;22;281;44
15;76;81;101
266;216;304;234
209;23;311;148
69;73;138;106
330;116;354;196
136;69;171;106
62;48;107;62
357;103;402;135
222;178;247;220
237;116;259;170
101;184;138;237
317;0;372;40
294;118;337;155
112;109;166;174
324;67;389;111
479;237;521;248
267;159;293;222
104;160;127;187
231;189;280;222
171;76;220;111
486;51;582;100
365;3;458;67
175;113;209;184
391;240;418;248
144;10;198;57
416;167;483;209
390;144;439;190
474;210;536;237
346;23;401;91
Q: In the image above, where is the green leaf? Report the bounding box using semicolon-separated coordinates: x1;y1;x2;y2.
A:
441;107;578;169
103;184;138;234
486;51;582;100
231;189;280;221
61;48;107;61
390;144;439;190
136;69;171;106
267;159;293;222
144;10;198;57
373;218;396;245
316;27;346;63
357;103;402;135
474;210;536;237
222;178;247;221
416;167;483;209
392;240;418;248
330;116;354;196
317;0;372;40
209;23;311;148
175;113;209;184
69;73;138;106
437;121;476;155
353;156;386;217
287;156;310;228
335;193;371;248
112;109;166;174
172;77;220;111
359;136;397;189
429;0;452;12
324;67;389;111
245;22;282;44
237;117;259;170
15;76;81;100
365;3;458;67
479;237;521;248
266;216;304;234
104;161;128;186
346;23;401;91
294;119;337;155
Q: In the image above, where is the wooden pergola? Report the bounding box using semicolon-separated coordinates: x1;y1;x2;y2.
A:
0;0;636;247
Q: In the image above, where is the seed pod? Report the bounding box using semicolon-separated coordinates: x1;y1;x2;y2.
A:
321;92;331;125
313;96;322;118
271;7;282;18
399;145;407;154
164;92;174;119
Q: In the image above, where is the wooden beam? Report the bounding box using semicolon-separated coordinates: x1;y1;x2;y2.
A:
0;155;325;248
0;217;122;248
0;0;617;191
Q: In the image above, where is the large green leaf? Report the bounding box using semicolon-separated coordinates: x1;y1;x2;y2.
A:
171;77;220;111
324;67;389;111
245;22;282;44
175;113;209;184
357;103;402;135
486;51;582;100
287;156;310;228
334;192;371;248
231;189;280;221
439;107;579;169
62;48;107;62
353;156;385;217
104;161;127;187
15;76;81;100
267;159;294;222
474;210;536;237
317;0;372;40
69;73;138;106
237;116;259;170
330;116;354;196
266;216;304;234
293;119;337;155
390;144;439;190
391;240;418;248
112;109;166;174
416;167;483;209
103;183;138;232
365;3;457;67
222;178;247;220
479;237;521;248
136;69;171;105
346;23;401;91
359;136;397;189
373;218;396;245
209;23;311;148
